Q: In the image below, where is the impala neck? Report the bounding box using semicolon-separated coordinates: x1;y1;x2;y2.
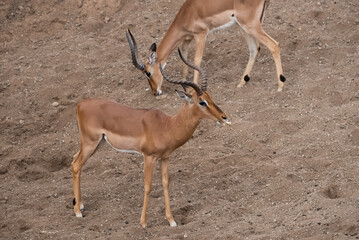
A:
156;25;184;64
168;102;201;143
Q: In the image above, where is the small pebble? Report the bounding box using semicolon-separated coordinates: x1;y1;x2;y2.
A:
52;102;59;107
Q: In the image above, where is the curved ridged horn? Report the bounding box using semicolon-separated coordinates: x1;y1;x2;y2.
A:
159;63;203;96
178;48;208;92
126;29;145;70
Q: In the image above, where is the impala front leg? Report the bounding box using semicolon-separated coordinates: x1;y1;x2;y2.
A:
193;34;206;84
181;39;192;81
160;157;177;227
140;155;156;228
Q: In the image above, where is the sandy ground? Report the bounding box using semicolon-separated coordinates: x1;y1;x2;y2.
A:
1;0;358;239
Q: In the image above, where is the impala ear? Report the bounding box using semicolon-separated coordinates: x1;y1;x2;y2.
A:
148;43;157;66
148;46;157;66
181;84;197;96
148;52;157;66
175;89;193;103
181;84;188;92
149;43;157;52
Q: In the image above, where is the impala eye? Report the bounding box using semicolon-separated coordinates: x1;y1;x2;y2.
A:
199;100;208;107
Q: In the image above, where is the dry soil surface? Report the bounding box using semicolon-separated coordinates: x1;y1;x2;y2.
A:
1;0;359;239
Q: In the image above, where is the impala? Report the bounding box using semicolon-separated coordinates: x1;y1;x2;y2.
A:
71;49;231;227
126;0;286;96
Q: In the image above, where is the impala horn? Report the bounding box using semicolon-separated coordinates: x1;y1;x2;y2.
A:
126;29;145;71
178;48;208;92
159;62;203;96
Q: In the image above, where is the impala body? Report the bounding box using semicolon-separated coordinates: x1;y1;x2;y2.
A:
127;0;286;96
71;49;230;227
75;96;223;159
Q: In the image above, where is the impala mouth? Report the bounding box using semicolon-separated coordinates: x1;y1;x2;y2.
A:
224;120;232;126
221;116;231;126
217;119;231;126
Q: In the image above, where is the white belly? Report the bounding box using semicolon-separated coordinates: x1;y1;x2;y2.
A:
103;135;142;155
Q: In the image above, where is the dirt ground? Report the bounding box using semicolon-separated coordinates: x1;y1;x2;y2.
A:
1;0;358;239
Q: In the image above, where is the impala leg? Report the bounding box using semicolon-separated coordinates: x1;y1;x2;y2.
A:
181;39;192;81
140;155;156;228
238;28;260;88
72;140;99;217
193;34;206;84
249;26;285;91
160;157;176;227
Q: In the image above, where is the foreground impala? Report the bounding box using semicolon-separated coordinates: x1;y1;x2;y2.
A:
71;49;230;227
127;0;286;96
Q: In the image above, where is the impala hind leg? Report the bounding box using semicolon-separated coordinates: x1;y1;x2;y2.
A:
72;139;101;217
140;155;157;228
160;157;176;227
249;26;285;91
237;29;260;88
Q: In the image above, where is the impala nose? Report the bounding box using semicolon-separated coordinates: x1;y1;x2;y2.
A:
221;115;231;126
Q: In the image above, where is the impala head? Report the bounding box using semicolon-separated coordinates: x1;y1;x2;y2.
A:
126;29;163;96
160;48;231;126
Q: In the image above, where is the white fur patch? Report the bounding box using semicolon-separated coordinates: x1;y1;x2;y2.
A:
209;16;237;34
104;135;142;155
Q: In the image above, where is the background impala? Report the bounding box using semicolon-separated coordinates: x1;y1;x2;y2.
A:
127;0;286;96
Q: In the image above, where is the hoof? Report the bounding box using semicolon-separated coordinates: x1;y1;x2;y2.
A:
277;87;283;92
170;221;177;227
237;77;248;88
75;212;83;218
237;83;245;88
80;203;85;211
155;89;162;96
